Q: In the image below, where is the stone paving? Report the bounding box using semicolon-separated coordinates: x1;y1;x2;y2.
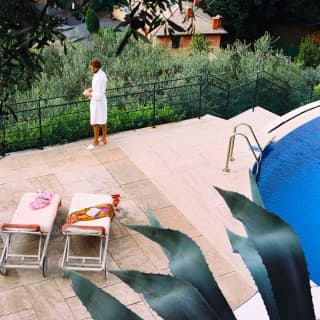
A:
0;108;283;319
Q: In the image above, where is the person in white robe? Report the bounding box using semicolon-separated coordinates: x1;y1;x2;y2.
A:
83;58;107;150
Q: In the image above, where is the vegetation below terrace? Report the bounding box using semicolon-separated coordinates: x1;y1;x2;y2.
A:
2;31;320;155
15;31;319;101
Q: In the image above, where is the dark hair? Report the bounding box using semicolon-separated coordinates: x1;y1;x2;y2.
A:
90;58;101;69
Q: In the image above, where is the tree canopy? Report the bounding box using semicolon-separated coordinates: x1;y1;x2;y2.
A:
0;0;183;117
295;36;320;68
203;0;320;42
86;7;100;34
0;0;64;116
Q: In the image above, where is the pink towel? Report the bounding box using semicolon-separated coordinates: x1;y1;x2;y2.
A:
29;191;53;210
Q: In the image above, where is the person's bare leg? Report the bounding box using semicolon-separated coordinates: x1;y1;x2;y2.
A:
101;124;107;144
93;125;99;146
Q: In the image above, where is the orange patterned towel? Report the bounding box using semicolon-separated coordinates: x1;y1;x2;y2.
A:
66;203;115;224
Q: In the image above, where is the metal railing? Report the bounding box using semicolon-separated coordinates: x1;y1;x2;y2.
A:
1;71;320;156
223;123;263;173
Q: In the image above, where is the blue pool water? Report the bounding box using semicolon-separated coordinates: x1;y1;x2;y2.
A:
257;116;320;283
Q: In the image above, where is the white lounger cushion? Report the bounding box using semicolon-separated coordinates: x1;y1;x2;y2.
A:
68;193;113;233
11;192;61;233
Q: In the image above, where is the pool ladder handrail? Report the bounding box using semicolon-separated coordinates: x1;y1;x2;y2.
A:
223;123;263;174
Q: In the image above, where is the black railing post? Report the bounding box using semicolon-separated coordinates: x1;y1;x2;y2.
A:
309;77;315;103
0;117;5;157
152;82;156;128
198;75;202;119
226;83;230;117
253;72;259;111
38;97;44;150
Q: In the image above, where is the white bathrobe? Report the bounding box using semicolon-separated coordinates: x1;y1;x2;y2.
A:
90;69;107;125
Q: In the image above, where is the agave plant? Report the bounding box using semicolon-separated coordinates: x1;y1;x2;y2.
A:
65;175;316;320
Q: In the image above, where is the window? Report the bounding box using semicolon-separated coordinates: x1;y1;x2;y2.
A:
171;35;181;48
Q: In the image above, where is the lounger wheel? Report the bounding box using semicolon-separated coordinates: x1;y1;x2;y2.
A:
42;257;48;277
0;266;7;276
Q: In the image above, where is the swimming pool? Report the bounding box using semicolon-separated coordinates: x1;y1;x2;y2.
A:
257;116;320;283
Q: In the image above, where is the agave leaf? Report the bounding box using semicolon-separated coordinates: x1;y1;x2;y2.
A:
64;270;142;320
249;170;264;207
111;270;219;320
215;187;315;320
126;224;236;320
226;229;280;320
147;206;163;228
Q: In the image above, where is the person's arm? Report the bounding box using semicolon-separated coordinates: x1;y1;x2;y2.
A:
91;72;106;99
83;87;92;99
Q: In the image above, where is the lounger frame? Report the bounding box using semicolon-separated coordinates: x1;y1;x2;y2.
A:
60;226;109;278
0;225;51;277
59;193;119;278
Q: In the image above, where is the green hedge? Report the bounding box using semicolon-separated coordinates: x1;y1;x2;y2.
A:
2;104;185;153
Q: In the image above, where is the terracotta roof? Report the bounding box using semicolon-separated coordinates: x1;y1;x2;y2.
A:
151;2;227;36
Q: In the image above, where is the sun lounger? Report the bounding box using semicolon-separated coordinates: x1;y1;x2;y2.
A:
0;192;61;276
60;193;119;278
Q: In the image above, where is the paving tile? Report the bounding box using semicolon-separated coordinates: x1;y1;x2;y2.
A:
122;180;171;211
28;174;66;196
56;165;116;193
0;309;38;320
0;269;47;293
216;271;256;310
0;286;32;316
152;206;201;238
95;186;135;201
109;218;130;240
128;301;157;320
16;153;47;168
82;166;119;191
0;180;34;194
103;282;141;306
114;136;153;156
66;296;91;320
55;257;121;300
133;234;168;272
103;159;146;185
9;166;52;180
94;148;127;163
25;279;75;320
108;236;143;262
55;169;85;185
128;153;171;178
0;156;21;172
62;180;96;196
115;199;148;226
193;235;234;277
48;153;100;173
54;277;76;299
117;253;158;273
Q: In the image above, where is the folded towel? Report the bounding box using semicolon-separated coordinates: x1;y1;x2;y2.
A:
30;190;53;210
66;203;115;224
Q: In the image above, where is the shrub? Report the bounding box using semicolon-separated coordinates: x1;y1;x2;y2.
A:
3;103;185;153
295;36;320;68
86;8;100;34
189;33;210;54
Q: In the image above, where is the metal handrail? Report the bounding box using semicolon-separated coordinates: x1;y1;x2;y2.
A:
223;123;262;173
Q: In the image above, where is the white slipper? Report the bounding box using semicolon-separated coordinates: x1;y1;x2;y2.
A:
86;144;96;151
